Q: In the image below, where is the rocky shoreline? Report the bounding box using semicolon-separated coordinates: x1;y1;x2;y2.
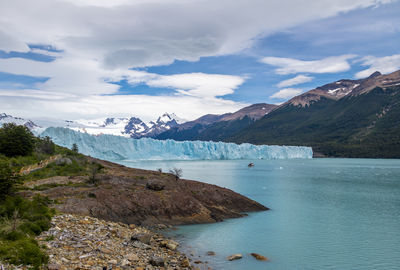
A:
37;214;198;270
28;158;268;226
4;156;269;269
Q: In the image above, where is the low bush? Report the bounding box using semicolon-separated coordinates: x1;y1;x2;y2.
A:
25;157;88;181
0;195;54;269
0;238;48;269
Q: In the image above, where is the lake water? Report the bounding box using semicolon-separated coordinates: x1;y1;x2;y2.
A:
119;158;400;270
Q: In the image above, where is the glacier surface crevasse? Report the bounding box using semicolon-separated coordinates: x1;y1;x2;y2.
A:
40;127;313;160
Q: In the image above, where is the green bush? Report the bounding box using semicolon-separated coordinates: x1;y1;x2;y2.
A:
0;160;19;200
0;123;35;157
0;195;54;234
0;238;48;269
36;136;55;155
25;158;88;181
0;195;53;269
19;221;42;235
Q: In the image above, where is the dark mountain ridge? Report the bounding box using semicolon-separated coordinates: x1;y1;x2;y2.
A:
155;103;277;141
229;70;400;158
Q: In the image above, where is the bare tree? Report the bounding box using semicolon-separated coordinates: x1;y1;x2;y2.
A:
12;209;20;231
88;162;103;185
169;168;182;180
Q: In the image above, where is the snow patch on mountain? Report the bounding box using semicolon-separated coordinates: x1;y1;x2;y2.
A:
0;113;40;129
0;112;186;139
70;113;184;138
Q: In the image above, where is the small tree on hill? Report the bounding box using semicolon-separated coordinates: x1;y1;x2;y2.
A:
36;136;55;155
0;160;19;200
0;123;35;157
71;143;79;153
87;162;104;185
169;168;182;180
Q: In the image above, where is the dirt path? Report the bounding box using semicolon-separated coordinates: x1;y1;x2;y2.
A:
19;154;62;175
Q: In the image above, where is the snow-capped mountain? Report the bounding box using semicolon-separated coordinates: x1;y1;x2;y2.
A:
286;70;400;107
144;113;181;137
70;113;184;138
0;113;40;129
0;112;186;139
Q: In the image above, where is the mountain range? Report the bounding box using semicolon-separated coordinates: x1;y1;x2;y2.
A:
155;103;277;141
0;113;184;139
2;69;400;158
229;70;400;158
156;70;400;158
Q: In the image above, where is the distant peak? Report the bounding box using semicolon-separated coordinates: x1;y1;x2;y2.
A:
156;112;186;124
368;71;382;78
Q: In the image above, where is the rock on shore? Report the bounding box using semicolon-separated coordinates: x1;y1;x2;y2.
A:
37;214;193;270
32;158;268;226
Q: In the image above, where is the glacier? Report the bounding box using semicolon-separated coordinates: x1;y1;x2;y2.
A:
40;127;313;160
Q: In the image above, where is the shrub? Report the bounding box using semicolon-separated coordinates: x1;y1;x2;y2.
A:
71;143;79;153
0;123;35;157
0;160;19;200
169;168;183;180
87;162;104;185
25;158;88;181
36;136;55;155
0;238;48;269
0;195;53;269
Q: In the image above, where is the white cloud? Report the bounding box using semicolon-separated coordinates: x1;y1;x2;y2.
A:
0;90;247;122
145;73;245;98
0;0;390;68
0;31;30;53
277;75;314;87
0;56;247;120
355;54;400;78
261;55;356;75
0;56;119;95
0;57;245;98
0;0;394;120
270;88;303;99
30;48;62;58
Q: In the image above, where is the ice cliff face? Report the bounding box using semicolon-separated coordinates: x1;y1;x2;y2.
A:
40;127;313;160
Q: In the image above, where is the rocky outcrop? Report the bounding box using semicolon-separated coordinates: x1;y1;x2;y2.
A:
227;254;242;261
37;214;193;270
29;158;268;226
250;253;268;261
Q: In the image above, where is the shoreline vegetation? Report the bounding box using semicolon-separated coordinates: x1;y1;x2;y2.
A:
0;123;268;269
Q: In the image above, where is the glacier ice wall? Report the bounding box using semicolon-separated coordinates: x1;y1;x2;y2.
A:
40;127;313;160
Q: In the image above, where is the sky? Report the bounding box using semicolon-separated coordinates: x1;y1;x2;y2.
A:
0;0;400;122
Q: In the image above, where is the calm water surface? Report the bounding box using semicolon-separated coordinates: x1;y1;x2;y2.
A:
119;159;400;270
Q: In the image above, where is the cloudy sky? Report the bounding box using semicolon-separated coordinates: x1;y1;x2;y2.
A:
1;0;400;121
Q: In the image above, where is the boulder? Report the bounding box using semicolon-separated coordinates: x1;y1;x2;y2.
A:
131;233;152;244
125;253;139;261
250;253;268;261
180;258;190;267
160;239;179;250
47;264;62;270
146;180;165;191
149;255;164;267
108;259;117;265
121;259;130;266
55;157;72;165
206;251;216;256
227;254;242;261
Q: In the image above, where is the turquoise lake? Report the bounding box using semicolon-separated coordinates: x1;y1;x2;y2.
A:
119;158;400;270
